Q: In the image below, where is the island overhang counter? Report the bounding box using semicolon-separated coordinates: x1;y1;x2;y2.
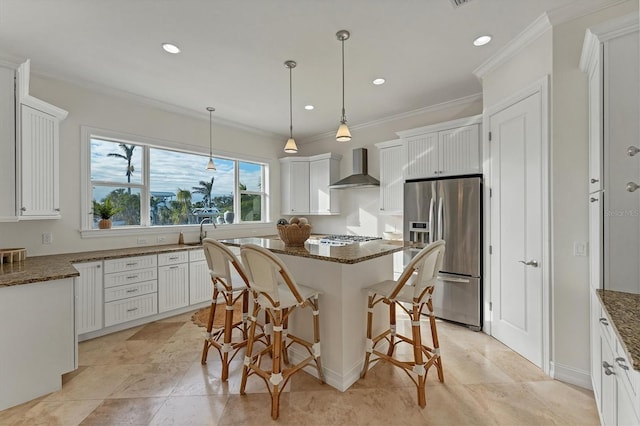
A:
221;236;414;391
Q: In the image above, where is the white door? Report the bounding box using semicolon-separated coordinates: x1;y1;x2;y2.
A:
489;90;544;367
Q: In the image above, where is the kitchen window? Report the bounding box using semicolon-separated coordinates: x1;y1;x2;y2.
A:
81;127;268;231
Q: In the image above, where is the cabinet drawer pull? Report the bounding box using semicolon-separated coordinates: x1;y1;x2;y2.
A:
602;361;615;375
126;307;139;312
168;256;179;260
599;317;609;326
615;357;629;370
126;262;138;267
126;275;139;280
169;266;179;270
126;289;139;293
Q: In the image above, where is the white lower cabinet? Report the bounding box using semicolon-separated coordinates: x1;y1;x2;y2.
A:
103;254;159;327
594;292;640;426
73;261;103;335
158;252;189;313
189;249;211;304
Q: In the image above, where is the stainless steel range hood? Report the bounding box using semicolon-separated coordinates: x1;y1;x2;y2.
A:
329;148;380;189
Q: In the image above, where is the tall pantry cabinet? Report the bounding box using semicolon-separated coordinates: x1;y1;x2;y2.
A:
580;13;640;426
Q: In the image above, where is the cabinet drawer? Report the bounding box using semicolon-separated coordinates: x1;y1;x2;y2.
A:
104;255;157;274
104;267;158;288
104;293;158;327
158;251;189;266
104;280;158;302
189;249;206;263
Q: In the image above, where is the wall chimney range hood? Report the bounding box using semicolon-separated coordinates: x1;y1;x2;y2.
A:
329;148;380;189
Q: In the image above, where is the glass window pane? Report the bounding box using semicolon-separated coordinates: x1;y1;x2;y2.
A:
91;139;143;184
239;161;263;192
241;194;261;222
92;186;141;228
149;149;235;226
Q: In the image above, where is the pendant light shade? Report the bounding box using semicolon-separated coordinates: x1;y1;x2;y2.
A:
284;60;298;154
206;107;216;171
336;30;351;142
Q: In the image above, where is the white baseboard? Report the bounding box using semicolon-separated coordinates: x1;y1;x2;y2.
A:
551;361;592;390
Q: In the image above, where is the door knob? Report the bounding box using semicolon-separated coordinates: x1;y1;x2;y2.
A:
519;260;539;267
627;146;640;157
626;182;640;192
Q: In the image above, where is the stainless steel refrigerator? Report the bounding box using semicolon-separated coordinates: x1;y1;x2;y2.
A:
404;175;482;330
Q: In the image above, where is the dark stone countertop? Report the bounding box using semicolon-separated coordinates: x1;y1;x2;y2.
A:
220;235;413;264
597;289;640;371
0;236;414;288
0;243;204;288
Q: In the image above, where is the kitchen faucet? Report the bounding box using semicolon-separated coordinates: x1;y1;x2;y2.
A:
199;217;216;243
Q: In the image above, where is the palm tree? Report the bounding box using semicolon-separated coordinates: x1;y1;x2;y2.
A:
108;144;136;194
192;177;215;208
176;188;192;205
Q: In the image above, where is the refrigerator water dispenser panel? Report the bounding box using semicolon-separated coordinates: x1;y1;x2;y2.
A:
409;221;429;243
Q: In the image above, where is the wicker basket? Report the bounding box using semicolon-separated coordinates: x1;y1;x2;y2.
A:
277;224;311;247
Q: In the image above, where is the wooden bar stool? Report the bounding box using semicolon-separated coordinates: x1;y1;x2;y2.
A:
361;240;446;407
239;243;324;420
200;238;252;381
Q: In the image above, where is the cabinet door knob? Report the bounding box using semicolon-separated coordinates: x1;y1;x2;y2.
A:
627;146;640;157
590;178;599;184
590;197;598;203
626;182;640;192
602;361;615;375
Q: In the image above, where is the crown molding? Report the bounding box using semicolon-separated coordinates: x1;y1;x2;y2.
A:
301;92;482;144
474;13;552;80
30;67;282;140
474;0;635;79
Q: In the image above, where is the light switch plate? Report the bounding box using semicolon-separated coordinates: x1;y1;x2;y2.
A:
573;241;588;257
42;232;53;245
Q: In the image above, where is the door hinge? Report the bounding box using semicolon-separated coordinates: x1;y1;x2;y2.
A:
488;131;492;141
489;302;493;311
489;245;492;255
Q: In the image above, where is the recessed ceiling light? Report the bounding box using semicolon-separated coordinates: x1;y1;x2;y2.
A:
473;35;492;46
304;105;315;110
372;78;386;85
162;43;181;54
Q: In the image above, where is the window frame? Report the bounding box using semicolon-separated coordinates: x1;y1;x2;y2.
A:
80;126;270;236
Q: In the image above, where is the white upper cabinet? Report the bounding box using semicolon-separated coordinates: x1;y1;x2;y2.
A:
16;60;68;219
0;63;16;222
280;153;341;216
397;115;482;180
375;139;404;215
581;14;640;293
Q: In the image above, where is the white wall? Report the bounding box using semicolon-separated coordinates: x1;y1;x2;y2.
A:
480;0;637;380
0;74;284;256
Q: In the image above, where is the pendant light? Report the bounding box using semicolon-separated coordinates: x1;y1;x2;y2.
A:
283;60;298;153
206;107;216;170
335;30;352;142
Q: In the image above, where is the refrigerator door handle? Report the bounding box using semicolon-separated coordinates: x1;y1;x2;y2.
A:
437;197;444;240
439;276;471;284
428;198;435;244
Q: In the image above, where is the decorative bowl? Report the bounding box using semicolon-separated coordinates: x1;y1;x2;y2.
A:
277;224;312;247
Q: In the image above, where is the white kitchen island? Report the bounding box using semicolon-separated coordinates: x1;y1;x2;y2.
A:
221;236;413;391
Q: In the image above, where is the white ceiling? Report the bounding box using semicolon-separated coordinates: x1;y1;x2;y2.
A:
0;0;621;141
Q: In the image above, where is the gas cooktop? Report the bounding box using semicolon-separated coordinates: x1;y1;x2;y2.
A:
318;235;382;246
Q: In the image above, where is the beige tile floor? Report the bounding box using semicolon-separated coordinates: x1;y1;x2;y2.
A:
0;310;599;425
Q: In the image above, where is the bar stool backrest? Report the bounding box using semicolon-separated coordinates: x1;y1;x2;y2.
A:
240;243;305;305
202;238;249;290
392;240;446;300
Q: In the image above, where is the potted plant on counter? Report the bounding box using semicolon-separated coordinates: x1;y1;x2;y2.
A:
93;198;120;229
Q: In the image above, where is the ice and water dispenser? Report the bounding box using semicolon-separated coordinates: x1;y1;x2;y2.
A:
408;221;429;244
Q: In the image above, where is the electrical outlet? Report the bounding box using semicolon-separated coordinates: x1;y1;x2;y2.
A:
137;237;148;245
42;232;53;245
157;236;166;243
